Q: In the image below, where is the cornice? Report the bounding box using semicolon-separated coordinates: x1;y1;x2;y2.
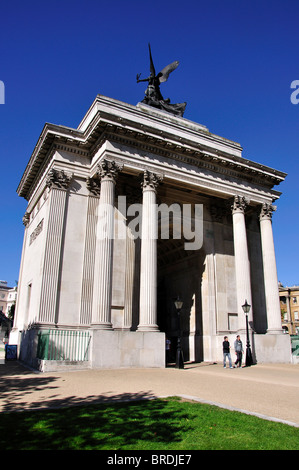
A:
96;126;285;191
17;95;287;201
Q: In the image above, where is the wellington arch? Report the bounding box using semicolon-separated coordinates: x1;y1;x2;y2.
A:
10;95;292;370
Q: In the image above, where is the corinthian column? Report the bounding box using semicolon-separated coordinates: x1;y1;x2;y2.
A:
259;203;283;334
91;160;122;329
80;176;101;325
138;170;162;331
231;195;253;332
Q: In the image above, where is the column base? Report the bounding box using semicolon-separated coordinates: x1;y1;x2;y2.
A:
137;324;159;332
266;328;284;335
90;322;113;330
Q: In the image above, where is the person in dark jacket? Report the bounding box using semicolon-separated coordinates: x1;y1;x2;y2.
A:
222;336;233;368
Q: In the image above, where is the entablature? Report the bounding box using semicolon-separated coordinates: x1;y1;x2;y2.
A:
17;95;287;204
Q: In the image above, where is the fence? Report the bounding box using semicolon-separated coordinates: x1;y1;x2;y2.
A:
37;329;91;361
291;335;299;357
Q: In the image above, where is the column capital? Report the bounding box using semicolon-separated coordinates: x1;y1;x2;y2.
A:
142;170;163;192
259;203;276;221
97;159;123;183
22;212;30;227
231;195;249;214
86;175;101;196
46;168;72;190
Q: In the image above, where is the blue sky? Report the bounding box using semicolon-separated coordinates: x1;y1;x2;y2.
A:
0;0;298;287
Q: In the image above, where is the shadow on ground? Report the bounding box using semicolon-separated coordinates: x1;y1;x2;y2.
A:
0;362;162;413
0;362;190;450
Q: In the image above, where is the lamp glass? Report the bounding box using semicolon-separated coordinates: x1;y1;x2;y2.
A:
174;297;183;310
242;300;251;314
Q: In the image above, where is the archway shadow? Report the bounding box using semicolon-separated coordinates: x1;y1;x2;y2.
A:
0;362;191;450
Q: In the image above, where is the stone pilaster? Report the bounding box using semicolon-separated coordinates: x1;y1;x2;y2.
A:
91;160;122;329
231;195;253;331
138;171;162;331
259;203;283;334
38;169;72;324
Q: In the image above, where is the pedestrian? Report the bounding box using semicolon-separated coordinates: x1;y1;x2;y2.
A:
222;336;233;368
234;335;243;367
166;337;171;364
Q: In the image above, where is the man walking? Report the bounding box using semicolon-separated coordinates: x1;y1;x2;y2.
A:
234;335;243;368
223;336;233;368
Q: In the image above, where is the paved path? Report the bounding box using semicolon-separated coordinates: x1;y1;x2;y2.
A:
0;361;298;427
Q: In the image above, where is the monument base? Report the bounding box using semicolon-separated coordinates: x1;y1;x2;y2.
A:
12;328;166;371
253;333;292;363
91;330;165;369
210;332;292;364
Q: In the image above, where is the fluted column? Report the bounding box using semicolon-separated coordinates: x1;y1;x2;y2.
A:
259;203;283;334
138;170;162;331
91;160;122;329
286;293;291;325
232;195;253;332
39;169;72;324
123;234;135;329
80;176;101;325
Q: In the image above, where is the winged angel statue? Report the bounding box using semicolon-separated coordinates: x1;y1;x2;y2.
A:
137;44;186;117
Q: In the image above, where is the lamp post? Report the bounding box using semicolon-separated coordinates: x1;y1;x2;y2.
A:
242;299;253;367
174;297;184;369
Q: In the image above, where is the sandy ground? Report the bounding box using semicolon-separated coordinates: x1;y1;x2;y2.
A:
0;360;298;427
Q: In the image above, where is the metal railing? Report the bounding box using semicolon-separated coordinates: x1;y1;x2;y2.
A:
37;329;91;361
291;335;299;357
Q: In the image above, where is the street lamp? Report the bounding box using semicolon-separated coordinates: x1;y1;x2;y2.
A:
174;297;184;369
242;299;253;367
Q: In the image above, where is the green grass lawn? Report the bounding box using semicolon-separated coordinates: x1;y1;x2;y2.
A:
0;397;298;450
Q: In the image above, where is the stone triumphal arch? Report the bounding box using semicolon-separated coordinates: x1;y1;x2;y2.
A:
11;95;291;370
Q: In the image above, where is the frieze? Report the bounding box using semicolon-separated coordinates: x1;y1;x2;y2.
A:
99;131;283;191
17;98;286;202
52;142;90;158
103;154;275;205
96;126;283;187
29;219;44;245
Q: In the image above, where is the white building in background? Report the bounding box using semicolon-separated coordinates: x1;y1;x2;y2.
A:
0;281;17;316
279;283;299;335
10;95;291;370
0;281;16;343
